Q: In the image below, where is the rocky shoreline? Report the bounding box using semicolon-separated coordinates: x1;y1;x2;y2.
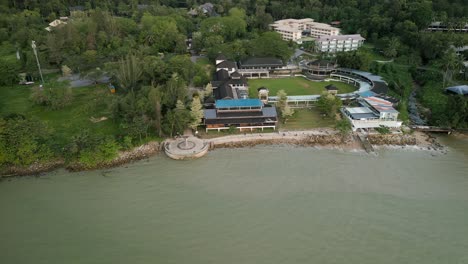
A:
1;142;161;178
208;129;442;152
1;130;448;177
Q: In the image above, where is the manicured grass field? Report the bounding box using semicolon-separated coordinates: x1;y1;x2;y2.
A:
280;108;336;130
248;77;357;97
0;79;118;146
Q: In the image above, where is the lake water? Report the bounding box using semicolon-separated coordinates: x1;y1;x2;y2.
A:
1;136;468;264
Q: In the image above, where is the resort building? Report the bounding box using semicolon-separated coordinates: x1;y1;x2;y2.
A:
211;54;249;100
341;96;402;131
270;18;340;43
237;57;284;78
315;34;365;53
301;59;338;78
203;99;278;132
427;21;468;33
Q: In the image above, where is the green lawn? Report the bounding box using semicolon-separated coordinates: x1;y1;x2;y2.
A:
248;77;357;97
0;80;118;146
280;108;336;130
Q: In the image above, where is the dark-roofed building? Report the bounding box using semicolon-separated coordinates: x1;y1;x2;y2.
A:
237;57;284;78
325;84;338;95
211;55;248;100
216;60;237;73
239;57;284;70
188;2;217;17
204;99;278;132
215;53;227;64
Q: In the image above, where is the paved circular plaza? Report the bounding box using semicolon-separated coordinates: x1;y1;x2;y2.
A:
164;136;209;160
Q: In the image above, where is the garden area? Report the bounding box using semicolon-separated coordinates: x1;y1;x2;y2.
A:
248;77;357;97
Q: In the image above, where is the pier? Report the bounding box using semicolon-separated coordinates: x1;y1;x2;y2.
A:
356;134;375;153
411;126;453;134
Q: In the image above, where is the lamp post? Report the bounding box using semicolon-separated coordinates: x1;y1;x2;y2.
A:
31;40;45;86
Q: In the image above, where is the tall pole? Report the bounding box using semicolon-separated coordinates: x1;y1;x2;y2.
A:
31;41;45;86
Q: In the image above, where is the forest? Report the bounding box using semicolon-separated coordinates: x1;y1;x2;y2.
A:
0;0;467;169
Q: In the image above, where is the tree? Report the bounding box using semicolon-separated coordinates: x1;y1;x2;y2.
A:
250;32;292;62
316;92;342;119
148;86;163;137
115;54;142;93
281;104;295;124
276;90;288;110
439;48;463;88
163;100;191;137
0;116;54;167
335;119;351;134
276;89;294;123
383;37;400;58
190;96;204;131
162;73;187;108
0;55;20;86
205;83;213;98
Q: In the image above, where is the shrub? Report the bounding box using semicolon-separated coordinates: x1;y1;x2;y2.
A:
375;125;391;134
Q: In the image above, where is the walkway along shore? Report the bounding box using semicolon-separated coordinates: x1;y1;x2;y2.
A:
206;129;442;152
0;129;447;177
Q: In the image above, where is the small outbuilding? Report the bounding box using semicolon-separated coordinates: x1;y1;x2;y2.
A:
445;85;468;96
325;84;338;95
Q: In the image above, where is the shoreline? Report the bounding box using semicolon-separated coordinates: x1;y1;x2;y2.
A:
0;130;448;178
207;129;445;152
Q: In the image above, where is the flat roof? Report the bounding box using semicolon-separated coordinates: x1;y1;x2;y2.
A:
344;107;378;120
363;97;398;113
346;107;373;114
446;85;468;95
317;34;365;41
239;57;284;67
215;99;263;108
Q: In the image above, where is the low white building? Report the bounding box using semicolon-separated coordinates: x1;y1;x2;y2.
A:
341;97;402;131
45;17;68;32
316;34;365;53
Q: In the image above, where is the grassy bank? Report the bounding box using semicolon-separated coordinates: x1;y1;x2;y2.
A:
0;80;118;146
248;77;357;97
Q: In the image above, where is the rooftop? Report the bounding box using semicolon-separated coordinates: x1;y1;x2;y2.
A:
316;34;365;41
325;84;338;91
239;57;284;67
216;60;237;69
363;97;398;113
446;85;468;95
216;99;263;109
216;53;227;61
344;107;378;120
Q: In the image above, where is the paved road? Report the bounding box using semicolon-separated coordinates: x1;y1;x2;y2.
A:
58;74;111;88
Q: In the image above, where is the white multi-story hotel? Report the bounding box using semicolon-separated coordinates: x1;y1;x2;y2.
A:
270;18;340;43
315;34;365;53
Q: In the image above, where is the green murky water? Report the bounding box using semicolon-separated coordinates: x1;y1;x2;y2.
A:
1;136;468;264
